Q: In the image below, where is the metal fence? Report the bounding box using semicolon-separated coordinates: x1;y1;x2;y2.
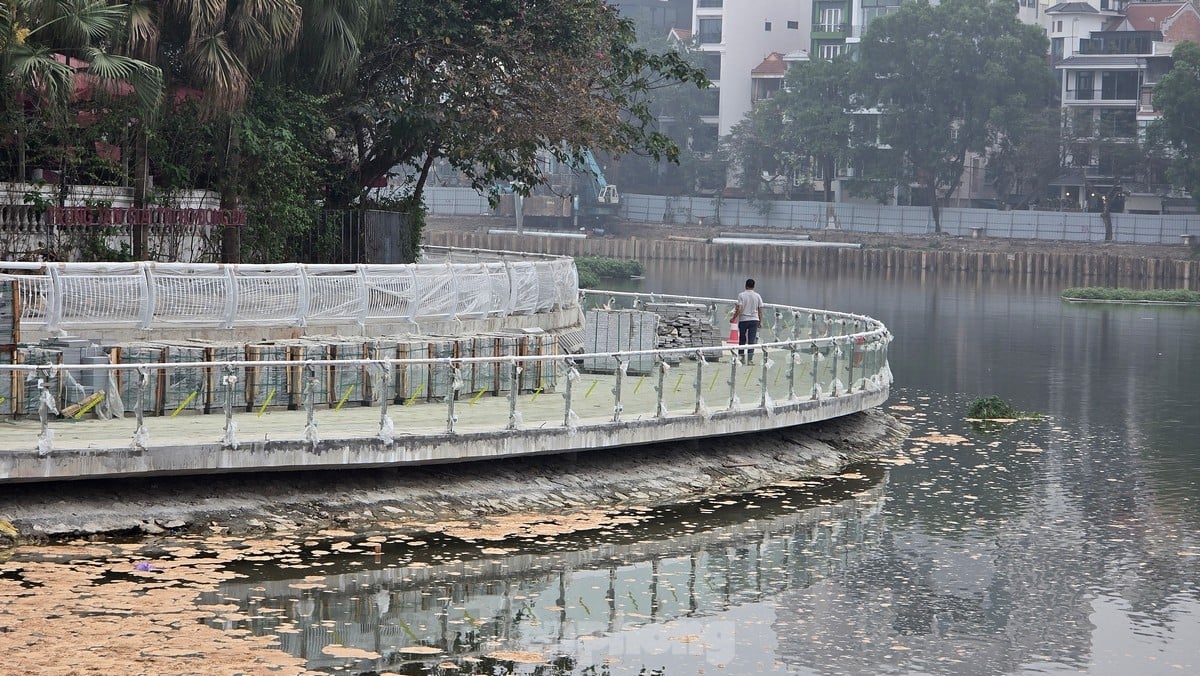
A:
423;187;1198;245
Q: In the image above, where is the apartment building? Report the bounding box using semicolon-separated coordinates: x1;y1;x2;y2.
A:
1051;0;1200;211
690;0;815;139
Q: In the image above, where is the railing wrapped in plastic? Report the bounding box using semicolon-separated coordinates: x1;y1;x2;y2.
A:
1;248;579;332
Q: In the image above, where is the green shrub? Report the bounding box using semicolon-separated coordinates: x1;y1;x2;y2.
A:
1062;287;1200;303
967;396;1017;419
575;256;643;289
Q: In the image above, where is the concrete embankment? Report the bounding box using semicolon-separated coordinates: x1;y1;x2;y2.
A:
426;229;1200;288
0;408;907;540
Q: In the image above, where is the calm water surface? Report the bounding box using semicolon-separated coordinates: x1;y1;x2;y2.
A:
13;261;1200;674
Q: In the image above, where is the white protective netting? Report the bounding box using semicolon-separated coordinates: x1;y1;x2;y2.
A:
11;253;579;332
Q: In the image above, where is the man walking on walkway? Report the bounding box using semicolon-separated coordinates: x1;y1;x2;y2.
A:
733;278;764;364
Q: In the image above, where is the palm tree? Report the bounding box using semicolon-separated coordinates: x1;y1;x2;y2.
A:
120;0;382;261
0;0;162;182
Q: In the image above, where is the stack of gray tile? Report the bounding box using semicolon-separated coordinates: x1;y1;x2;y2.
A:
644;302;721;362
582;309;658;374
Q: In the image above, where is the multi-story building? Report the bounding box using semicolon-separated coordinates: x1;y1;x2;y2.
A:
689;0;815;139
1051;0;1200;211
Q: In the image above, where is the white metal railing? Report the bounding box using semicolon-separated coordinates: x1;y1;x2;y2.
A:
1;248;578;333
0;292;892;457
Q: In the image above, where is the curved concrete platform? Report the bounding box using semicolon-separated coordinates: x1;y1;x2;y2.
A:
0;269;894;484
0;376;889;482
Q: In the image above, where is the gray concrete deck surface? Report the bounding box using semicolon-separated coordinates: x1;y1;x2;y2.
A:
0;360;890;483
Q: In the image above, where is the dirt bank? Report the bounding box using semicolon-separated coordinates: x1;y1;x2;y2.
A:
0;408;908;542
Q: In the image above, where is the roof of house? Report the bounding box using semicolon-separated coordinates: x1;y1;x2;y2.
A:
1100;2;1200;42
1119;2;1186;31
751;52;788;77
1046;3;1100;14
668;27;691;42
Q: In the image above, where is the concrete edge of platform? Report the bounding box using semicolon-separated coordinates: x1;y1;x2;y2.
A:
0;384;890;483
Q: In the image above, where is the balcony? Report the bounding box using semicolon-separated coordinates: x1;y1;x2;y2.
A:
1078;31;1160;56
813;23;850;36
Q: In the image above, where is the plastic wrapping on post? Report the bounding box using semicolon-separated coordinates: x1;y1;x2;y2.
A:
37;376;59;456
378;414;395;445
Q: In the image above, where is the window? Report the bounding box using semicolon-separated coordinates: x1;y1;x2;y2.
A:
1100;109;1137;138
698;18;722;44
787;20;799;29
1101;71;1138;100
699;87;720;117
1073;109;1094;138
819;43;846;59
1051;38;1064;60
1054;21;1063;33
765;21;772;31
697;0;723;7
1075;72;1093;100
817;7;843;32
702;52;721;81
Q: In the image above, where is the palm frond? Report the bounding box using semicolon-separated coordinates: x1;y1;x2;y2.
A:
188;32;249;113
80;47;163;115
301;0;380;82
123;0;160;59
229;0;301;67
7;43;74;104
52;0;130;45
166;0;227;37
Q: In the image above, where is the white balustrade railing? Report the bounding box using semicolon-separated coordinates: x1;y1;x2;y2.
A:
0;248;578;332
0;291;891;457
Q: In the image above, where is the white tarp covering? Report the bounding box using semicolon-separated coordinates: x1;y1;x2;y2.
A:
8;253;579;332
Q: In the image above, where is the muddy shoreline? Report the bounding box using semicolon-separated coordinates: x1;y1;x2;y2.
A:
0;408;908;543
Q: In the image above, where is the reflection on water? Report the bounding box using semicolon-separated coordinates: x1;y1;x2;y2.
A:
203;469;888;673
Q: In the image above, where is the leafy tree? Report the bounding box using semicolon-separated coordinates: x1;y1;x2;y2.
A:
236;85;334;263
858;0;1052;231
772;55;859;203
623;36;719;196
334;0;707;208
116;0;305;260
722;109;791;201
987;107;1063;209
1151;40;1200;208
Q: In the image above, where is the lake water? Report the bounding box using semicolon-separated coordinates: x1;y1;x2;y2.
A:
5;261;1199;675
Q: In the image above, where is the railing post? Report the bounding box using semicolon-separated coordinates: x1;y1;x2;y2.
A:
507;359;521;430
611;355;625;423
222;363;239;449
654;355;668;419
787;345;799;401
727;349;739;410
132;366;149;449
377;362;394;444
693;351;706;416
446;363;462;434
562;358;577;428
810;344;820;400
830;340;841;396
303;361;318;448
35;368;58;457
759;347;769;410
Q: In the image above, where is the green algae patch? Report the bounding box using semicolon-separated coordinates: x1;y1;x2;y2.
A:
1062;287;1200;304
